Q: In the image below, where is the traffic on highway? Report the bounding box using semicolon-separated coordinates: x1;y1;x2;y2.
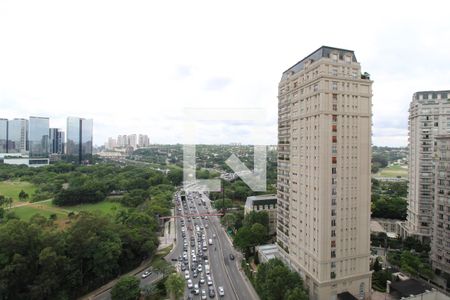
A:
168;187;258;300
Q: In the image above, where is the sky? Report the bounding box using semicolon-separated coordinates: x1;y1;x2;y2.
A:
1;0;450;147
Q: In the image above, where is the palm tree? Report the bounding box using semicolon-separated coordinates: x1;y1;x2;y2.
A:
165;273;184;300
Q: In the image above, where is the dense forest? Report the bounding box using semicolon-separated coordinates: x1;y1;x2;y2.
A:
0;162;177;299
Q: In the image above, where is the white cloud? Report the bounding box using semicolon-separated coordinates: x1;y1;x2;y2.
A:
1;0;449;146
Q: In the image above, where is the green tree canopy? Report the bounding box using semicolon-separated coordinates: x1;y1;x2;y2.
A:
111;276;140;300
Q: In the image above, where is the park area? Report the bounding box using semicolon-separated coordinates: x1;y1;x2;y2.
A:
376;164;408;178
0;180;37;202
0;180;123;226
10;199;123;222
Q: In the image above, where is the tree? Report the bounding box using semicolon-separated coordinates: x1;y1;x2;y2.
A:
255;258;308;300
165;273;185;300
111;276;140;300
18;190;29;201
244;211;269;232
285;287;308;300
251;223;268;245
373;257;381;272
233;226;254;256
222;213;237;230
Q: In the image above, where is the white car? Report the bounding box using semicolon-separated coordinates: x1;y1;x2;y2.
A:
207;275;213;286
199;276;205;284
141;270;151;278
218;286;225;297
187;279;193;288
197;265;203;272
201;289;207;300
185;270;190;279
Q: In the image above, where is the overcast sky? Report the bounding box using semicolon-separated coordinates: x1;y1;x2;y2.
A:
1;0;449;147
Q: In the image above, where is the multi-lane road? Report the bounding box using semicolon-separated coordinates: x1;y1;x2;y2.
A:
167;189;259;300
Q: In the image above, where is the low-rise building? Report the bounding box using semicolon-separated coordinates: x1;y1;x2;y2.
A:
245;194;277;235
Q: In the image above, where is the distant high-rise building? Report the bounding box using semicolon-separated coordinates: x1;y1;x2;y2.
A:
66;117;93;163
128;134;137;148
406;90;450;239
139;134;150;147
7;118;28;154
29;116;49;158
49;128;65;154
277;46;372;299
0;119;7;153
106;137;117;150
117;135;128;147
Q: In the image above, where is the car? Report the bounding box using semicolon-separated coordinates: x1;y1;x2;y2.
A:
187;279;193;288
207;275;213;286
193;271;198;278
218;286;224;297
171;258;178;261
199;276;205;285
201;289;207;300
194;284;200;295
185;270;190;279
181;264;186;271
197;265;203;272
208;287;215;298
141;270;152;278
229;254;235;260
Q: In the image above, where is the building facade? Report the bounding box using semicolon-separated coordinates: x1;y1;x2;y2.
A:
431;135;450;278
244;194;277;234
7;118;28;154
49;128;65;154
28;116;49;158
277;46;372;300
139;134;150;147
406;91;450;239
0;118;7;153
66;117;93;163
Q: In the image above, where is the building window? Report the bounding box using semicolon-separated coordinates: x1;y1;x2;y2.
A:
331;230;336;237
332;125;337;132
332;115;337;122
331;250;336;258
332;157;337;164
331;240;336;247
332;136;337;143
332;82;338;91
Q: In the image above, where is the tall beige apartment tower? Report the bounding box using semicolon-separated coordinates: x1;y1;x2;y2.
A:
277;46;372;300
407;91;450;240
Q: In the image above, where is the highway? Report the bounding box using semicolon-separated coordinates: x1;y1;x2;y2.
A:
167;189;259;300
91;270;163;300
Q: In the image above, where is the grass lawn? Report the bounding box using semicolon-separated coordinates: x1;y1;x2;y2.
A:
0;181;37;202
11;205;67;221
377;164;408;178
10;200;123;224
43;200;123;215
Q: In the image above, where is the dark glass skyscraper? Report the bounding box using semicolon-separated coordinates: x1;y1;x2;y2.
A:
7;118;28;153
29;116;49;158
0;119;7;153
49;128;65;154
66;117;93;163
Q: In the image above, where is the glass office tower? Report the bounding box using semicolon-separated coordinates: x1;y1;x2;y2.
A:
29;117;49;158
49;128;65;154
66;117;93;163
7;118;28;153
0;119;7;153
